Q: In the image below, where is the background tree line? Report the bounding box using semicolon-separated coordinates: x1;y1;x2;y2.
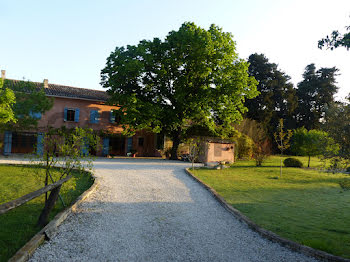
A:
241;52;349;168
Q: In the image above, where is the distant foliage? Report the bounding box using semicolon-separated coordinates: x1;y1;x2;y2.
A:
283;158;303;168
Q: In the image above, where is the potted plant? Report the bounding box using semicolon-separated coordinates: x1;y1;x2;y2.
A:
130;149;137;157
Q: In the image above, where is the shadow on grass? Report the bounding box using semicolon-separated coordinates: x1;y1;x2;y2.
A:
0;169;93;262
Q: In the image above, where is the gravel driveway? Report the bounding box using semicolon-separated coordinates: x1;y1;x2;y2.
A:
12;158;317;262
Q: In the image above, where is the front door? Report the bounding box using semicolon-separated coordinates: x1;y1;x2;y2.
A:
109;136;125;156
11;132;36;154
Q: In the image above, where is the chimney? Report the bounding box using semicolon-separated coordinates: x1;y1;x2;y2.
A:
1;70;5;79
43;79;48;88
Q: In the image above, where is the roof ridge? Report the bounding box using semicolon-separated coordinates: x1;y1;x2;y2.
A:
5;78;109;102
5;78;106;93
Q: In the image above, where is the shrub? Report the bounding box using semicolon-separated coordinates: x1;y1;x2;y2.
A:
346;166;350;173
339;179;350;191
283;157;303;168
236;133;254;159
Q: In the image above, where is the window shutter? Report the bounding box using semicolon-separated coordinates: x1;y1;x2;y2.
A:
75;108;80;122
90;110;99;123
127;137;133;152
35;112;42;119
102;137;109;156
64;108;68;121
3;131;12;155
90;110;95;123
37;133;44;156
95;111;100;123
30;111;42;119
110;110;115;123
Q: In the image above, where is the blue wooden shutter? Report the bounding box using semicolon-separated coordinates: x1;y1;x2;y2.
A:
37;133;44;156
64;108;68;121
102;137;109;156
30;111;42;119
110;110;115;123
90;110;95;123
75;108;80;122
3;131;12;155
96;111;100;123
90;110;98;123
127;137;133;153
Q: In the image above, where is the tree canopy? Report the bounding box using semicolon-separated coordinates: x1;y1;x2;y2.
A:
291;128;338;167
318;24;350;50
101;22;258;159
322;97;350;160
296;64;338;129
245;53;297;136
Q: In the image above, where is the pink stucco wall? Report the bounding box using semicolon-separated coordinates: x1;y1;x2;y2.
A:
200;142;235;163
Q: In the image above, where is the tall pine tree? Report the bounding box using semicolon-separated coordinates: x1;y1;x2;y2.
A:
296;64;338;129
245;53;297;137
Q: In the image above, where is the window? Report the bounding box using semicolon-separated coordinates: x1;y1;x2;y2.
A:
138;137;144;147
214;143;222;157
64;108;80;122
67;109;75;121
110;109;121;123
110;110;116;123
29;111;42;119
90;110;100;123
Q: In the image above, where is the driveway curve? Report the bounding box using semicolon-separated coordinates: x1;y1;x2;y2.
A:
24;158;317;262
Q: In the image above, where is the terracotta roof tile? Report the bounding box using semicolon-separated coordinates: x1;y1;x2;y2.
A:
5;79;109;102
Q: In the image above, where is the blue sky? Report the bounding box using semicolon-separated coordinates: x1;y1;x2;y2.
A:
1;0;349;99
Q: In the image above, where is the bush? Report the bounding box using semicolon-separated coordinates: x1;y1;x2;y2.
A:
346;167;350;173
339;179;350;191
283;158;303;168
234;133;254;159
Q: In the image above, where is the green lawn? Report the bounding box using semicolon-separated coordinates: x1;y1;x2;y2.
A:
192;156;350;258
0;164;94;262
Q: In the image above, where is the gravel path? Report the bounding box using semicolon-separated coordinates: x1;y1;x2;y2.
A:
4;158;318;261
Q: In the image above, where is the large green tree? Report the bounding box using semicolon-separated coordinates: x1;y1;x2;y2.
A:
296;64;338;129
0;78;16;125
245;53;298;137
318;24;350;50
101;22;258;159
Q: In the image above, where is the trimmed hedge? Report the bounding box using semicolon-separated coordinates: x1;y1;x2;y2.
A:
283;158;303;168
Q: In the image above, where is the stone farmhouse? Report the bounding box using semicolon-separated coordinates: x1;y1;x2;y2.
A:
0;70;162;157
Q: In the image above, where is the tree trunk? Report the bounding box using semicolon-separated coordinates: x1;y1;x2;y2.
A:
170;133;181;160
308;155;311;168
37;185;62;227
